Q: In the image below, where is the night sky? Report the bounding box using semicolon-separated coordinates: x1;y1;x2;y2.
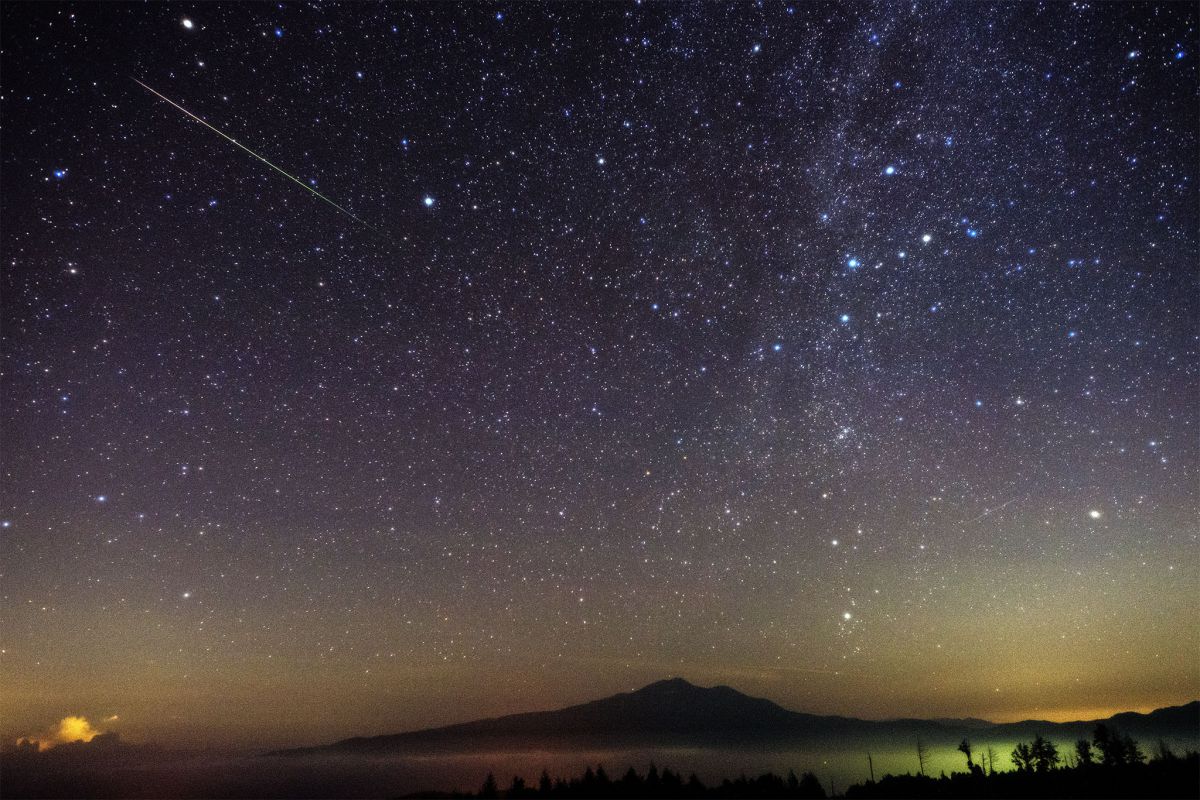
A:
1;3;1196;750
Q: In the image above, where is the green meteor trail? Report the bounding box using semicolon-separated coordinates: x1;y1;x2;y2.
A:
134;78;377;232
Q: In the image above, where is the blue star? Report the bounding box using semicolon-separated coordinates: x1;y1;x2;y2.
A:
839;313;850;324
966;228;980;238
847;257;860;270
884;165;896;175
52;168;67;180
495;11;504;21
772;342;782;352
423;196;435;207
274;27;283;38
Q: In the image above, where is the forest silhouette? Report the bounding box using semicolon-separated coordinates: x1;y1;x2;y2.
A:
408;724;1198;800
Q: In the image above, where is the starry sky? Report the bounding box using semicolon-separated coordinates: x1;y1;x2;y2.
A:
1;3;1197;750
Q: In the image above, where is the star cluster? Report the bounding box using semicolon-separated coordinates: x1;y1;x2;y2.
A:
1;3;1196;747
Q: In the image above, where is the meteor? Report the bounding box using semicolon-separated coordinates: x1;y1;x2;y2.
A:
133;78;377;232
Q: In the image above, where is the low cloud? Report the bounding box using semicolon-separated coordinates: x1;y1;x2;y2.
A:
17;715;107;751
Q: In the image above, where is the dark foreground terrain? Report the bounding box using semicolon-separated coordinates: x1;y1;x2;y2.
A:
5;682;1198;798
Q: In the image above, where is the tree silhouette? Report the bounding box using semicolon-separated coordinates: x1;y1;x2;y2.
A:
957;738;975;771
1075;738;1094;767
1093;724;1146;767
1094;724;1119;766
480;772;498;799
916;740;929;776
797;771;826;798
1030;735;1060;772
1011;741;1035;772
1122;733;1146;765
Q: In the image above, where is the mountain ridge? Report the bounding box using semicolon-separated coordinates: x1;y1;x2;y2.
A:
269;679;1199;757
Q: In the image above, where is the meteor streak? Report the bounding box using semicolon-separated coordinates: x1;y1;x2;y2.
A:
133;78;376;231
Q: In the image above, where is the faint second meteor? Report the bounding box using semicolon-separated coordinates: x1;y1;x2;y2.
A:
133;78;376;232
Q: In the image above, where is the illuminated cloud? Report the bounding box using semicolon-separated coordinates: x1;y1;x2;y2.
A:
16;715;106;751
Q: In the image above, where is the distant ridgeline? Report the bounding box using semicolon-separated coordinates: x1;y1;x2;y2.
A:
273;679;1200;757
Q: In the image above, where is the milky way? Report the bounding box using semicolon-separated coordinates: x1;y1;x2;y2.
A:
1;3;1196;748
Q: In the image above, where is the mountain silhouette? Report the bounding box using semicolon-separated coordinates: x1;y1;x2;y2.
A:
269;679;1199;757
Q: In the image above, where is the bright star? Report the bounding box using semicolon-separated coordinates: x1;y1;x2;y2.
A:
842;612;853;621
884;165;895;175
921;233;932;243
839;313;850;324
423;196;435;207
1088;509;1103;520
181;18;194;29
